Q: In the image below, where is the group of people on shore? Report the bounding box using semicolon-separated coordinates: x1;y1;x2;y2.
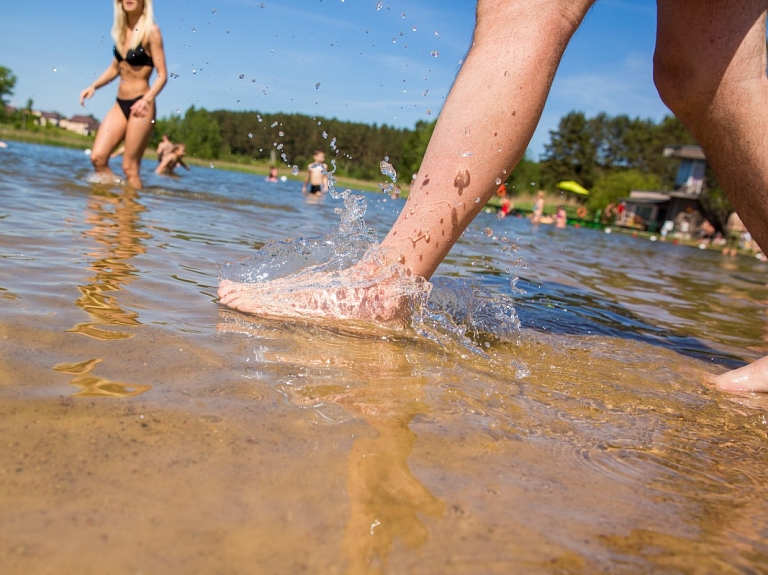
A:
82;0;768;393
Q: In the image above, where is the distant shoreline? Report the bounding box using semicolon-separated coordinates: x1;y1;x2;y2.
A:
0;125;392;194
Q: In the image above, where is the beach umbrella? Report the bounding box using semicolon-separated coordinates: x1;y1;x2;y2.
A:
556;180;590;195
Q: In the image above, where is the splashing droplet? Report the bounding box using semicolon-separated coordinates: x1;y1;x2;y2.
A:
376;1;383;9
291;165;299;176
430;51;439;58
484;228;493;237
248;133;253;138
315;82;321;89
495;177;502;185
380;159;397;182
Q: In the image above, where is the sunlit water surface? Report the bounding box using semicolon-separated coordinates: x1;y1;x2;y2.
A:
1;142;767;574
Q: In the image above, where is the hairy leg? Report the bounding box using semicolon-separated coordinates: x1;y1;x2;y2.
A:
122;103;155;189
218;0;595;320
377;0;596;279
90;104;126;179
655;0;768;392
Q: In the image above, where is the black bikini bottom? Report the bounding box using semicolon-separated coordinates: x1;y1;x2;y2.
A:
116;95;144;119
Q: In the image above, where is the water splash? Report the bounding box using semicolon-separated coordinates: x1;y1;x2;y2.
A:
219;191;522;355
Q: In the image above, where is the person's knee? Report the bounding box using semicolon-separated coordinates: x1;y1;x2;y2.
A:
122;159;140;178
90;150;109;170
653;49;712;125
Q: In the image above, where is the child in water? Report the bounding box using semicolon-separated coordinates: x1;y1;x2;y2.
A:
302;150;328;194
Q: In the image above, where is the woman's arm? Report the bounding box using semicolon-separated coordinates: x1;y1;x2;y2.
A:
79;60;120;105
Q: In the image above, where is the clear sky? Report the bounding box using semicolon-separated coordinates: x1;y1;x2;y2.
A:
0;0;667;158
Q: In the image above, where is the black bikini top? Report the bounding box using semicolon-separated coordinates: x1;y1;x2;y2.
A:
113;44;154;68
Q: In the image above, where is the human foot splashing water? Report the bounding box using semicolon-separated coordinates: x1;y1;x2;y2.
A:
217;250;428;325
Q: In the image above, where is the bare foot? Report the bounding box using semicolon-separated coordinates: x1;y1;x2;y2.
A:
713;355;768;393
217;258;429;325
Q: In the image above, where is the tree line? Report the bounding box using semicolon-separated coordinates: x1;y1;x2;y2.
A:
153;106;728;225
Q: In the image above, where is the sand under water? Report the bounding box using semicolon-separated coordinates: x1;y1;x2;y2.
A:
2;142;768;574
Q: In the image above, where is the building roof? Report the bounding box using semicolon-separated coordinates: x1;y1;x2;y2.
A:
67;115;100;128
663;145;706;161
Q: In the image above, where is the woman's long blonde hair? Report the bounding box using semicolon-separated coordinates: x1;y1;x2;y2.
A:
111;0;155;54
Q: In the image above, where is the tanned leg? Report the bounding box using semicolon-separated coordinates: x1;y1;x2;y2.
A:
122;102;155;189
218;0;596;318
90;104;126;181
655;0;768;392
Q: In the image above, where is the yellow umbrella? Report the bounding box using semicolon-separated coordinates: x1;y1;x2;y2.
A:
556;180;590;195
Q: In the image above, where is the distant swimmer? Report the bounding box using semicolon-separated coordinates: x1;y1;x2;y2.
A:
265;165;278;182
155;143;189;176
79;0;167;189
301;149;328;195
156;133;174;164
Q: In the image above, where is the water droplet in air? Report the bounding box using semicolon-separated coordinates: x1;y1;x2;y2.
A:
191;27;196;33
495;178;501;185
52;68;57;72
211;8;217;14
248;133;253;138
315;82;321;89
239;74;244;79
430;51;439;58
271;121;278;127
259;2;265;8
291;165;299;175
322;131;328;139
192;69;197;74
277;143;284;150
412;25;417;32
484;228;493;236
375;1;383;9
434;30;440;37
380;159;397;181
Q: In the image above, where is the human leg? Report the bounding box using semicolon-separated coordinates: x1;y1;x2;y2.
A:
121;102;155;189
90;104;127;179
654;0;768;392
218;0;595;317
377;0;595;279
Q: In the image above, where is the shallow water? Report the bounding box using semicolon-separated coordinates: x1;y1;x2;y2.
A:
2;142;768;574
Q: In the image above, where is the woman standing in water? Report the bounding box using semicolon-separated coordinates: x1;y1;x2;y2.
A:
79;0;167;189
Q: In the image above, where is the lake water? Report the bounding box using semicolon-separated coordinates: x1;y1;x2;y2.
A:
2;141;767;574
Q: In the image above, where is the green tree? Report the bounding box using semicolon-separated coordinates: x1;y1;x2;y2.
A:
587;170;661;212
400;119;436;180
0;66;16;106
541;111;598;189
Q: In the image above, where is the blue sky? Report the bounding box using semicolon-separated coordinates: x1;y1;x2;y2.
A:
1;0;666;158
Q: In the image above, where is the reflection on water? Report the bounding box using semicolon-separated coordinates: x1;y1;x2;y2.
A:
53;357;151;397
67;187;150;340
220;311;444;573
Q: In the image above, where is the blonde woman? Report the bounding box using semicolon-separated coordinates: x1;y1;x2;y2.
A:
79;0;167;189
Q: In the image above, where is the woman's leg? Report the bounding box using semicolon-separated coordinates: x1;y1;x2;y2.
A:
122;103;155;189
90;104;127;179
